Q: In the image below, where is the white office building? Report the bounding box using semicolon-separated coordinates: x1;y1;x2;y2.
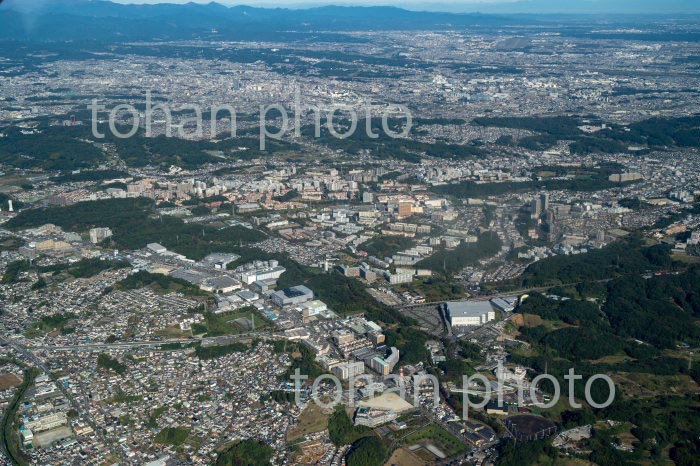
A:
240;265;286;285
333;361;365;380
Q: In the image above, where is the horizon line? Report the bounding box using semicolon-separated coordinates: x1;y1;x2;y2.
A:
52;0;700;15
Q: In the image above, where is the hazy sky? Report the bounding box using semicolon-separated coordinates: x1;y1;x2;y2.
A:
110;0;516;8
106;0;529;14
111;0;504;3
73;0;700;14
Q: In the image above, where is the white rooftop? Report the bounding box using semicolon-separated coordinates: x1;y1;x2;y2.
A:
446;300;495;317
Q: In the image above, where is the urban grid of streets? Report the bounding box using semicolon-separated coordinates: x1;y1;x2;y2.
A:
1;7;700;466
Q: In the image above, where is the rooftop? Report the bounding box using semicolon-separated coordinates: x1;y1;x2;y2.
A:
446;300;495;317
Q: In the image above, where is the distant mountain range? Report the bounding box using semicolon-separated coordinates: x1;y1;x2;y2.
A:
0;0;698;42
375;0;700;14
0;1;513;41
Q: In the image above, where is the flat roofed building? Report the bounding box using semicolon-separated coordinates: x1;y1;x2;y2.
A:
170;269;207;285
20;429;33;446
491;297;517;313
354;407;397;427
237;289;259;302
89;227;113;244
333;361;365;380
200;276;240;294
446;301;496;327
333;329;355;346
369;332;386;346
284;328;310;340
369;347;399;375
385;347;400;368
301;300;327;316
240;266;286;285
147;243;167;254
252;278;277;293
384;271;413;285
371;356;390;375
200;253;240;270
24;412;68;433
271;285;314;307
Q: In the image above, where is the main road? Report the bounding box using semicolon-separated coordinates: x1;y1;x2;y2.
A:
28;330;280;352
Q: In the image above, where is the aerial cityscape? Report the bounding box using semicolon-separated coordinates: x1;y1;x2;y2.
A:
1;1;700;465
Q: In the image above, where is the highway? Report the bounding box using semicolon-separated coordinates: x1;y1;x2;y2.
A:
394;277;622;311
29;330;280;352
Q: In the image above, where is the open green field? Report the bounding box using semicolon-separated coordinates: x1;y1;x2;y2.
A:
191;308;272;337
404;423;467;458
287;403;330;442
